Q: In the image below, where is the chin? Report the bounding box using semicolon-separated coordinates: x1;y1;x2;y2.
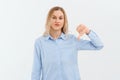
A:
54;28;61;31
53;27;62;30
51;25;63;31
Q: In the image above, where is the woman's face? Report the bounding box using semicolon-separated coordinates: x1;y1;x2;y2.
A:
50;10;64;31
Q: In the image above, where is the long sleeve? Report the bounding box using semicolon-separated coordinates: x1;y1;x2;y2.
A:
31;40;42;80
76;30;104;50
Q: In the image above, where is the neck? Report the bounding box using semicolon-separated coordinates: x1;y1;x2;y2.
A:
50;30;62;40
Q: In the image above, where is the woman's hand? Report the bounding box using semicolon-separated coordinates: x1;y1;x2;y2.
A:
76;24;90;40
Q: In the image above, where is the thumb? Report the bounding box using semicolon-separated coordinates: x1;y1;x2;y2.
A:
77;30;86;40
77;33;82;40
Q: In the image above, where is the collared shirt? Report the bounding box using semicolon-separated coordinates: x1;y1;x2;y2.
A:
31;30;104;80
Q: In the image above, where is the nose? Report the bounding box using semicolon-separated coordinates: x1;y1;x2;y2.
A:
55;18;60;23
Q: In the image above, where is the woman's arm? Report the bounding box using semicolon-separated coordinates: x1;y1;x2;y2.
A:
76;30;104;50
31;40;42;80
76;24;104;50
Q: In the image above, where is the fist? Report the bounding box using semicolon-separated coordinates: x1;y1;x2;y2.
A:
76;24;90;40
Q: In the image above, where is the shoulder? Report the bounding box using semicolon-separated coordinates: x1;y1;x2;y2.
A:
34;36;46;45
66;33;76;38
65;33;77;41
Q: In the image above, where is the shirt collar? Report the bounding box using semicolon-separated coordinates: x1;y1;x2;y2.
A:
45;33;66;40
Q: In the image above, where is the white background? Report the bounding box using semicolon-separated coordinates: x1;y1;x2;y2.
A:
0;0;120;80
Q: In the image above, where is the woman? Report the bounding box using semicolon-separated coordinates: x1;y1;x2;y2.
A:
31;6;104;80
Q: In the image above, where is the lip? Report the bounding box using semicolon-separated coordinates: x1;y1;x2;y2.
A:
55;23;60;26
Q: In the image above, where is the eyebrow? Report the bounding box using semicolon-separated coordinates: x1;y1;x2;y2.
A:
52;15;64;17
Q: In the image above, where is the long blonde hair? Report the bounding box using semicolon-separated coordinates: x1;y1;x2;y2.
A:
43;6;68;36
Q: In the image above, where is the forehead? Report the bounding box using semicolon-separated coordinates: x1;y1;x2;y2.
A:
52;10;64;16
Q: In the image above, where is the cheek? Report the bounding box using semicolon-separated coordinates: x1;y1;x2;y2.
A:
50;20;55;25
60;20;64;25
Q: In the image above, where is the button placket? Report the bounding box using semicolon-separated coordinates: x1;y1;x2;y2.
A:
56;39;65;79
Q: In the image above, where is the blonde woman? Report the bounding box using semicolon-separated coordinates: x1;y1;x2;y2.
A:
31;6;104;80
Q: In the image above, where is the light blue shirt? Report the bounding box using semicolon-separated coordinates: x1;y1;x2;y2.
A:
31;30;104;80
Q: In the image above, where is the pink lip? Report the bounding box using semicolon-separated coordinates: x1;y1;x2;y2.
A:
55;24;60;26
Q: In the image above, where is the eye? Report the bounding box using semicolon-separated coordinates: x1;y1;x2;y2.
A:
59;17;63;20
52;16;56;19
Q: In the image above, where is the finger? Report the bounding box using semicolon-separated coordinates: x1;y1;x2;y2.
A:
77;32;84;40
77;25;86;33
77;34;81;40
